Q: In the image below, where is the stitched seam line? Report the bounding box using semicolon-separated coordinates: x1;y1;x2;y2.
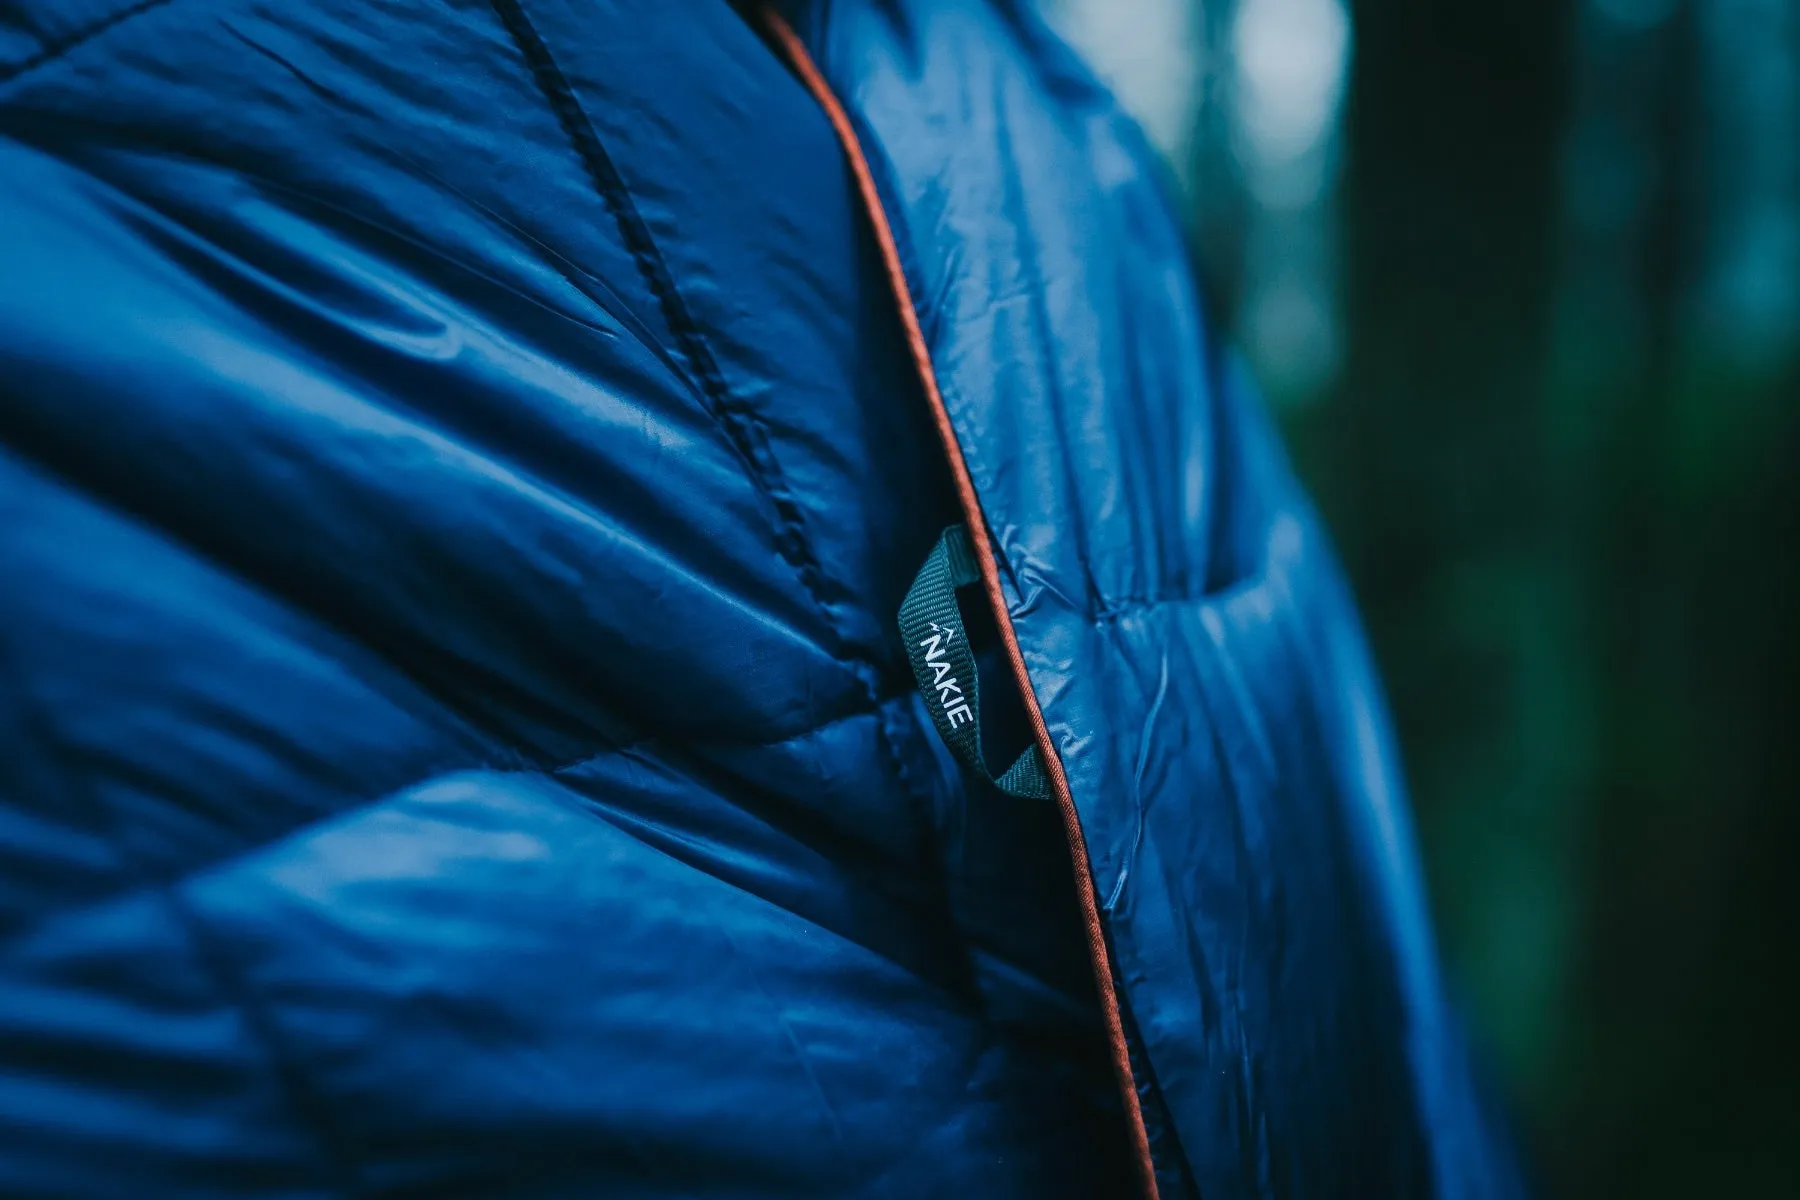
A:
0;689;923;959
0;433;607;775
486;0;865;674
161;884;362;1198
0;0;180;87
0;644;360;1195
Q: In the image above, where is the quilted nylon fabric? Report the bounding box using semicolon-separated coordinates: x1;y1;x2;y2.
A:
0;1;1520;1196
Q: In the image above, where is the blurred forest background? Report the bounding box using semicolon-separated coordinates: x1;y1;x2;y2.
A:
1041;0;1799;1194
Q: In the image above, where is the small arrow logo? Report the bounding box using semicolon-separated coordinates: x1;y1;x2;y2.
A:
928;621;958;645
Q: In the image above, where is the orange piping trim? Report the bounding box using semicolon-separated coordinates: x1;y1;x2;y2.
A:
755;10;1160;1199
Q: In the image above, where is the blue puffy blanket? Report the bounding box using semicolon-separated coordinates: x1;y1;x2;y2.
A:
0;2;1519;1195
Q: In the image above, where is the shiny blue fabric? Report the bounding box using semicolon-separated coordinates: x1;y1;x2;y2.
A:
0;1;1518;1196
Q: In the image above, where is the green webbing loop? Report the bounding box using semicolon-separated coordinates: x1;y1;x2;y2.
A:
898;525;1051;800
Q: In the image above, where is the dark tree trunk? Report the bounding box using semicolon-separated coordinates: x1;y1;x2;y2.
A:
1291;0;1576;1167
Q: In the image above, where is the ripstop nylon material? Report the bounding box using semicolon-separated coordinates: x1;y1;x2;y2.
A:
899;525;1051;799
754;12;1161;1195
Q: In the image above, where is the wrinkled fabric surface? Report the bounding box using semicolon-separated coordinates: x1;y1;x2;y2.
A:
0;1;1519;1196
